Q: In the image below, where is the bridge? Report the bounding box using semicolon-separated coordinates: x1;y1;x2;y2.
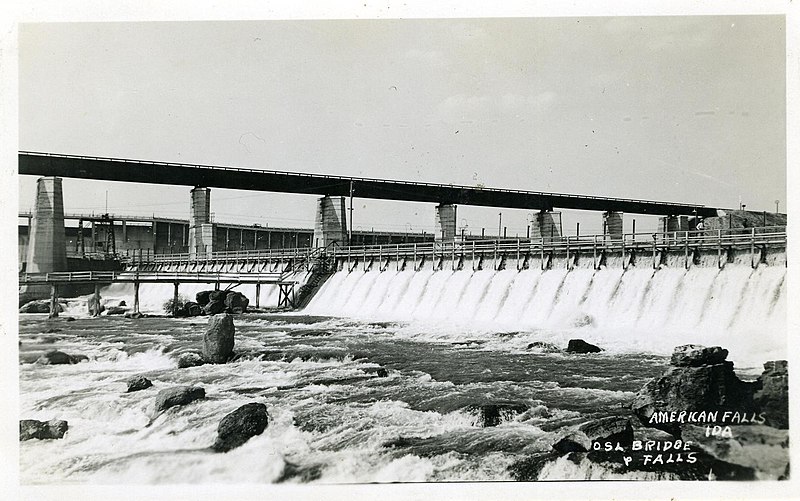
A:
19;151;719;217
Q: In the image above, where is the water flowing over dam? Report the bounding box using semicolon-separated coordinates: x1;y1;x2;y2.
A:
303;264;786;366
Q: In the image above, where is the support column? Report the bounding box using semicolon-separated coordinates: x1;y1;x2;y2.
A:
188;187;216;258
255;283;261;308
530;210;562;243
49;284;58;319
313;196;347;248
603;211;623;240
133;281;140;313
659;215;690;233
435;204;458;243
21;177;67;303
172;282;180;316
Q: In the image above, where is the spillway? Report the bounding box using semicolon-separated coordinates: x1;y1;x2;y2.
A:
303;264;786;365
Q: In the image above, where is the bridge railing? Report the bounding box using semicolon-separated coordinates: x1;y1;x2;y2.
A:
19;270;292;284
119;226;786;266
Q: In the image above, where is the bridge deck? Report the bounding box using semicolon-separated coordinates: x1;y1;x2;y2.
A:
20;151;719;216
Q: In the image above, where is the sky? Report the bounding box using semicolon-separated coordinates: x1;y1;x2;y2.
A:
17;15;786;236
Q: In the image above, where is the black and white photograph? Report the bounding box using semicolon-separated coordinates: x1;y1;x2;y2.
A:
3;1;797;499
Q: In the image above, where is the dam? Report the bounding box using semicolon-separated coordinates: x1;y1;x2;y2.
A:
18;157;788;484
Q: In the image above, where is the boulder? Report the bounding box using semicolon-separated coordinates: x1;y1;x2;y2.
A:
632;345;757;435
224;292;249;313
20;300;61;314
196;290;214;307
212;402;269;452
20;419;68;440
184;302;203;317
36;350;84;365
177;352;205;368
203;314;235;363
126;375;153;392
566;339;603;354
754;360;788;429
209;290;229;302
682;424;789;479
527;341;561;353
670;344;728;367
552;416;634;453
474;403;529;427
203;300;226;315
375;368;389;378
125;312;143;319
154;386;206;412
106;306;127;315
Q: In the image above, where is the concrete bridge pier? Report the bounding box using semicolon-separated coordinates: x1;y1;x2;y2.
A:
435;204;457;242
531;210;562;242
21;177;68;304
660;215;690;233
604;211;623;240
189;187;215;259
314;196;347;248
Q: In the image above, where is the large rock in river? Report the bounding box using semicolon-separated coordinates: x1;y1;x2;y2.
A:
196;290;214;307
212;403;269;452
177;351;205;368
552;416;634;453
754;360;788;429
671;344;728;367
203;300;226;315
632;344;757;434
203;313;235;363
20;419;68;440
566;339;603;353
36;350;87;365
126;375;153;392
224;291;249;314
20;300;64;314
154;386;206;412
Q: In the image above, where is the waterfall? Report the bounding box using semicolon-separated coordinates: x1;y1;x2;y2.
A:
304;264;786;364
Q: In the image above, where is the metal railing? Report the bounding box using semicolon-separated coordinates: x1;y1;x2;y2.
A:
121;226;786;266
19;270;292;285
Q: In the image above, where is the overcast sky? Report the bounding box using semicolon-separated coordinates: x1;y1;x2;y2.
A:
18;16;786;235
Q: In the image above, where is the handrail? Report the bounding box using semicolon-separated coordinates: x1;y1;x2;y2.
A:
121;226;786;264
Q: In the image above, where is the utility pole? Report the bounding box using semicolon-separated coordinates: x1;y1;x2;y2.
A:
498;212;502;239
